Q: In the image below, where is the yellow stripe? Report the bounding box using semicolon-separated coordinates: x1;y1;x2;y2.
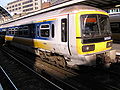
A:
78;11;109;16
36;18;56;23
5;36;51;50
5;36;14;41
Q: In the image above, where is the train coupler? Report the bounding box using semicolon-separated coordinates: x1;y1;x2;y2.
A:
96;50;116;67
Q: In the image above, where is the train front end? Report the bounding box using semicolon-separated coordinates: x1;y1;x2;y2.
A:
75;10;116;66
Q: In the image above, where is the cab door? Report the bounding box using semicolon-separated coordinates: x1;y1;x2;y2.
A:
58;15;71;56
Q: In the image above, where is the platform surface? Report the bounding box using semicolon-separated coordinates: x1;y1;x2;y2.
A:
113;43;120;55
0;84;3;90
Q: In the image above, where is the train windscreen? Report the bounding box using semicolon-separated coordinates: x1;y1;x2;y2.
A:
81;14;112;38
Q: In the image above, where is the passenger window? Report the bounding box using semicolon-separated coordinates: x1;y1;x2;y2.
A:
15;27;18;35
9;29;12;35
2;29;6;35
23;26;28;30
23;26;29;35
37;25;39;36
40;24;50;37
52;24;54;38
19;27;23;36
61;18;67;42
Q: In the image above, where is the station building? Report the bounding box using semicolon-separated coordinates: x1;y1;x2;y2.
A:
6;0;42;15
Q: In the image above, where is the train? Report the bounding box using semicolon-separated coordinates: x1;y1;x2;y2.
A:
0;5;116;68
109;13;120;43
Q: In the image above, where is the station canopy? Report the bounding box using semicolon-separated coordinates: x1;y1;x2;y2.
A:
0;6;12;25
70;0;120;9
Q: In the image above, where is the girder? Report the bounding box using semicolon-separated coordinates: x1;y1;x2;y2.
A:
0;6;12;24
78;0;120;9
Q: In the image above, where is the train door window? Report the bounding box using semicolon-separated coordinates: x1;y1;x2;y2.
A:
40;24;50;37
52;24;55;38
61;18;67;42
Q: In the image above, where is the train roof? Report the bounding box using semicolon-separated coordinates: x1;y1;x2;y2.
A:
60;5;105;13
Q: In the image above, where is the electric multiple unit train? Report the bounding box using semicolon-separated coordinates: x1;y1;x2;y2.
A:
109;13;120;43
0;5;116;68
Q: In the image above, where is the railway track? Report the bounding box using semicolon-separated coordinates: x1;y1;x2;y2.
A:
1;45;120;90
0;46;83;90
0;66;18;90
0;47;77;90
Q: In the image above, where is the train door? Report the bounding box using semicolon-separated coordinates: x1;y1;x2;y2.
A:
58;15;71;56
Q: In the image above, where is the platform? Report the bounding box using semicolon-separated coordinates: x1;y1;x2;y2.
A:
112;43;120;55
0;84;3;90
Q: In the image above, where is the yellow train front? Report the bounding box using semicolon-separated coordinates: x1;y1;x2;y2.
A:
62;5;116;67
0;5;116;68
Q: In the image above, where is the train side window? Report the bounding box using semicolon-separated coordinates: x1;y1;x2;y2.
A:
40;24;50;37
23;26;29;35
2;29;6;35
37;25;39;36
9;29;12;35
19;27;23;36
15;27;18;35
52;24;55;38
61;18;67;42
23;26;28;30
12;28;15;35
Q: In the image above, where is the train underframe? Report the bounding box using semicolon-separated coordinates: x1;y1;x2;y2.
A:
5;41;117;69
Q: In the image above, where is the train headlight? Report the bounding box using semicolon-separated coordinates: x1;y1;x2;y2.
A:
106;41;112;48
82;45;95;52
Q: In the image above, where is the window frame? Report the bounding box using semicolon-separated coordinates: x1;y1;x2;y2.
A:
40;24;50;38
61;18;67;42
51;24;55;38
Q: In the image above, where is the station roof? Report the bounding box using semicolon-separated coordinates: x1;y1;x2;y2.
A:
0;6;12;24
76;0;120;9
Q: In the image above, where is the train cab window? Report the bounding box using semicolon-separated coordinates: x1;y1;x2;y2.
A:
52;24;55;38
40;24;50;37
61;18;67;42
